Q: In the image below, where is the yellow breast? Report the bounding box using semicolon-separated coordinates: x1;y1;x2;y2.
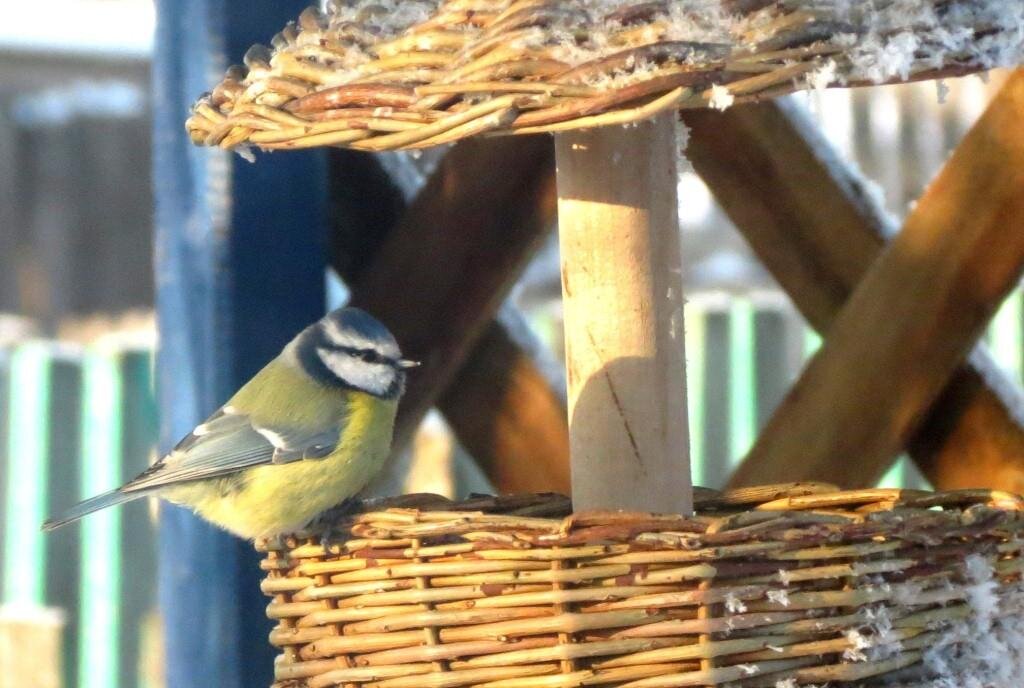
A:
168;375;398;538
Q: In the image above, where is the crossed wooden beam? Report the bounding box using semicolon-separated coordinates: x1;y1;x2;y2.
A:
336;69;1024;496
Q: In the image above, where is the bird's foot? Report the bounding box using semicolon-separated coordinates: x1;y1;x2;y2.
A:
309;496;364;553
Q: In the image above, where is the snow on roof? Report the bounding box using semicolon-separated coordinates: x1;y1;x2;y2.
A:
306;0;1023;86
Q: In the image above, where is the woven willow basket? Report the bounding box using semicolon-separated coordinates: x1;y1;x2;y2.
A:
258;484;1024;687
186;0;1022;152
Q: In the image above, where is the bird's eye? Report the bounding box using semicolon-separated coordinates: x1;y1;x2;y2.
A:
357;350;380;363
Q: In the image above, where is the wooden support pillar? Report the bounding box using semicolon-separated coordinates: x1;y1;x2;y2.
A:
727;72;1024;488
554;112;692;514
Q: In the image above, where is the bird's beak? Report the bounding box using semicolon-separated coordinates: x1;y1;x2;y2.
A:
397;359;421;370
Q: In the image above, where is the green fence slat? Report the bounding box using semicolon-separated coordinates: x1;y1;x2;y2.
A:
3;342;51;605
729;299;757;467
117;348;158;688
79;347;122;688
876;456;928;490
754;306;791;430
877;457;908;488
684;302;706;487
0;349;9;600
901;458;931;490
702;305;731;489
804;327;822;359
44;349;85;688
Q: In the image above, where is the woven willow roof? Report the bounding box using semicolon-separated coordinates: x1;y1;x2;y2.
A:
187;0;1023;152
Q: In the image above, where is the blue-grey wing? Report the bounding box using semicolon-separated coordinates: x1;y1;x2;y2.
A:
122;405;342;492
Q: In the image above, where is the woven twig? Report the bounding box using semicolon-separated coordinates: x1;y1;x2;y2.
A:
257;484;1024;687
186;0;1023;152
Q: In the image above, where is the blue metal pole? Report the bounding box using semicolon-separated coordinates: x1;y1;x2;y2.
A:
152;1;326;686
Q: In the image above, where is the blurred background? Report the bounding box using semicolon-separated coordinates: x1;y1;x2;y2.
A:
0;0;1017;686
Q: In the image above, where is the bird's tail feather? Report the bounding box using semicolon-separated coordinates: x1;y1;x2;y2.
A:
42;489;148;532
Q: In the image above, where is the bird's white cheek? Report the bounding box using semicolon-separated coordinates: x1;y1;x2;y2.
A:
316;348;394;396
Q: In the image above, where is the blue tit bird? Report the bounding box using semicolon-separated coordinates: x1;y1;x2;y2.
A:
43;307;418;539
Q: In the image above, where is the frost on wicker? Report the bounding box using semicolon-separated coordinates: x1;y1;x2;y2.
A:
186;0;1024;152
258;485;1024;687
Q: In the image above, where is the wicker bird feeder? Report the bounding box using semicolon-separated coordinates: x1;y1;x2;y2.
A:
260;487;1024;688
189;1;1024;685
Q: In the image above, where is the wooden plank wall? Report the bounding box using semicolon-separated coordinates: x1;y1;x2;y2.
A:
152;1;326;686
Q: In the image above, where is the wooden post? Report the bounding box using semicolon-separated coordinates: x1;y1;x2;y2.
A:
0;607;64;688
683;93;1024;492
729;71;1024;488
439;314;571;495
350;137;556;453
554;112;692;514
326;148;570;495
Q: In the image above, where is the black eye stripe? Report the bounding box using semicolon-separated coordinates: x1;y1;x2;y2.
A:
328;344;390;365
